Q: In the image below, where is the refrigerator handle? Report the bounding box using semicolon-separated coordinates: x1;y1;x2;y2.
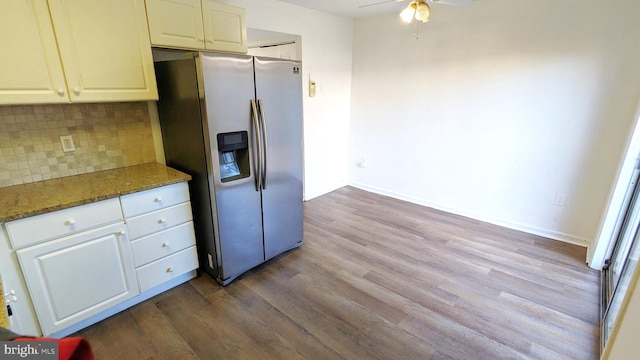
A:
250;99;262;192
258;99;268;190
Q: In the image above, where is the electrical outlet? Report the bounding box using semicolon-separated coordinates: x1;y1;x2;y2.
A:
554;193;567;207
60;135;75;152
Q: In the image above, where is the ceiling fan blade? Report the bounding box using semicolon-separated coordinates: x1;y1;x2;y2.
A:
428;0;475;7
358;0;406;9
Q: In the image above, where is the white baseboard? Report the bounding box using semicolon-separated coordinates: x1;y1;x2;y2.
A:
348;182;591;248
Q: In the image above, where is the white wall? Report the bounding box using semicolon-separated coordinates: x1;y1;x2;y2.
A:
349;0;640;245
217;0;354;199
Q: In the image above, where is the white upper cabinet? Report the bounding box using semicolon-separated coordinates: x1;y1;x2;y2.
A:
0;1;67;104
146;0;206;49
201;1;247;53
145;0;247;53
0;0;158;105
48;0;158;102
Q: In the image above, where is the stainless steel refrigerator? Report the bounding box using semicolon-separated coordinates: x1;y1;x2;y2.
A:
154;52;303;285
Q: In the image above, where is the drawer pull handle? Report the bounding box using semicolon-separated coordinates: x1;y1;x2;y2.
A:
162;242;169;248
158;218;166;224
166;267;173;273
154;197;162;203
118;231;126;236
64;219;76;226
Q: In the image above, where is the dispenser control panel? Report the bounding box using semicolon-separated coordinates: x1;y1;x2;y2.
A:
217;131;250;183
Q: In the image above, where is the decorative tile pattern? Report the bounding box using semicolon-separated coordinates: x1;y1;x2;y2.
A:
0;102;156;188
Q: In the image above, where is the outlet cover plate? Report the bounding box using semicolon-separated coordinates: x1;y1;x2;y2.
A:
60;135;75;152
554;193;567;207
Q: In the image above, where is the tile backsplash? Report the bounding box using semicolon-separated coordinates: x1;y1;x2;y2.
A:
0;102;156;188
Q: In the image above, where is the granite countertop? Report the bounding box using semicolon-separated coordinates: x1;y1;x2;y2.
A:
0;163;191;223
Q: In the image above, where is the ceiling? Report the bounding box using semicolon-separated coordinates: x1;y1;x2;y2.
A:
275;0;404;18
275;0;476;19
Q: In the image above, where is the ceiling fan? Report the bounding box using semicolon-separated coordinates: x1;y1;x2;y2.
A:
360;0;475;35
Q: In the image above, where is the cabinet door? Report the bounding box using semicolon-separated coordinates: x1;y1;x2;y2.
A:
201;0;247;53
0;0;68;105
145;0;205;49
17;222;138;335
47;0;158;102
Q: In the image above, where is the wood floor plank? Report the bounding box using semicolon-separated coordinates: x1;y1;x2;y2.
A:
363;267;534;355
488;269;599;325
79;308;156;359
225;281;347;360
497;292;600;349
242;264;384;360
73;186;600;359
128;301;200;360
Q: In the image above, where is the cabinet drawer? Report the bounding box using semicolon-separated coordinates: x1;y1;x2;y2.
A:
121;182;190;218
131;221;196;267
136;246;198;293
6;198;122;249
126;202;193;239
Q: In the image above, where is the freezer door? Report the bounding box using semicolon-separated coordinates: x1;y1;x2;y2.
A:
254;57;304;260
199;53;265;281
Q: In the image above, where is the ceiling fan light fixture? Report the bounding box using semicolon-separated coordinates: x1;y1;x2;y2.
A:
400;2;417;23
415;1;431;22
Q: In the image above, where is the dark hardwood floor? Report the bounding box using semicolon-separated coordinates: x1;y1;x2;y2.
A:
76;186;600;359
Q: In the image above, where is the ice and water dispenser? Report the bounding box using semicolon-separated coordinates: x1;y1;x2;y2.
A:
217;131;250;182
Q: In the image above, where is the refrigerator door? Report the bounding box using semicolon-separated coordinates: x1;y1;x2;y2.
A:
200;53;265;281
254;57;304;260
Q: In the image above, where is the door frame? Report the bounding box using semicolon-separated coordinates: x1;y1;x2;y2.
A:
590;103;640;269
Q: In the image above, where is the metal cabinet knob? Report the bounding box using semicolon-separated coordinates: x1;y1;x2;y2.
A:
162;242;169;248
64;219;75;226
154;197;162;203
166;267;173;273
158;218;166;224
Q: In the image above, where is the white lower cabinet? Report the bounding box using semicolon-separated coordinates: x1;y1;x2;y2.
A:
6;181;198;336
126;202;194;240
136;247;198;292
130;222;196;267
122;183;198;293
16;222;138;335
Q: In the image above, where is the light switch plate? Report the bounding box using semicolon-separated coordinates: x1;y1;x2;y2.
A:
309;80;316;97
60;135;75;152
